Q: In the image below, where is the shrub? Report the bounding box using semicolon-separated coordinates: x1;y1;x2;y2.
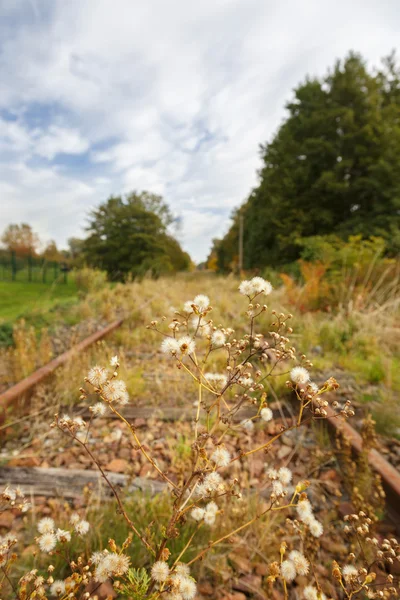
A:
74;267;108;294
2;277;399;599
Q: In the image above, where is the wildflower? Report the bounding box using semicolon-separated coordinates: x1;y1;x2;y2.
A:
241;419;255;432
309;519;323;538
183;300;194;313
74;520;90;535
304;586;319;600
238;376;254;388
102;380;128;404
296;499;313;522
211;330;226;347
50;580;66;596
205;372;227;388
191;507;205;521
38;533;57;553
203;472;224;492
193;294;210;311
87;366;108;387
289;550;309;575
37;517;55;534
91;402;107;417
55;529;71;543
261;407;273;422
69;513;80;526
308;382;319;394
239;280;254;296
272;480;283;495
73;416;86;429
151;560;169;582
177;336;196;355
110;355;119;367
90;551;106;565
281;559;297;582
342;564;358;581
250;276;272;295
204;501;218;526
179;576;197;600
161;337;180;354
278;467;293;486
175;563;190;577
290;367;310;385
211;446;231;468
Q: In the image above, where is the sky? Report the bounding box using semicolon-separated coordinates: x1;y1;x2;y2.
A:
0;0;399;263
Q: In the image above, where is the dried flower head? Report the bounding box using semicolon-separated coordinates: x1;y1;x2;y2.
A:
151;560;170;582
87;366;108;387
290;367;310;385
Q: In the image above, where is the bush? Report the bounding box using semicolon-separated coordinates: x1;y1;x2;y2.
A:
2;276;399;599
74;267;108;294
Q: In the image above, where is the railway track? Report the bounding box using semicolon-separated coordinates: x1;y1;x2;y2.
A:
0;320;399;534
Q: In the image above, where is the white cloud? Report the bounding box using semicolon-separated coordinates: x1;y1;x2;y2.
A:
0;0;399;261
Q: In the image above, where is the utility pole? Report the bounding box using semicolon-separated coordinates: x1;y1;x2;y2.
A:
238;214;244;275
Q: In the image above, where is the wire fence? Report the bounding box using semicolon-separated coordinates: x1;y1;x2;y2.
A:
0;251;70;283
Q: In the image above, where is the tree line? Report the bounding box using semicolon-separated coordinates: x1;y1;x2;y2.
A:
208;52;400;272
1;192;191;280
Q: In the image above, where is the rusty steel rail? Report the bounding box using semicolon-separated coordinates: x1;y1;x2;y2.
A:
0;318;124;411
326;406;400;531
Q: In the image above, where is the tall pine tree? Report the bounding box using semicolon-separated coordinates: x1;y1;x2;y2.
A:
215;52;400;269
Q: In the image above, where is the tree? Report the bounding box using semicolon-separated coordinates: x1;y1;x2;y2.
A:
218;52;400;269
83;191;190;280
42;240;63;262
1;223;41;256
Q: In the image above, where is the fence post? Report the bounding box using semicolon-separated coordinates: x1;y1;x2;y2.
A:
28;254;33;282
11;251;17;281
42;261;47;284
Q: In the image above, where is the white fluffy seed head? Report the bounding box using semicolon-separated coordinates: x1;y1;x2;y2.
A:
102;380;128;403
278;467;293;486
193;295;210;311
91;402;107;417
241;419;255;432
303;585;319;600
74;520;90;536
110;355;119;367
183;300;194;314
261;407;273;422
250;276;273;295
296;498;313;522
161;337;180;354
177;336;196;355
37;517;55;534
151;561;169;582
211;446;231;467
38;533;57;553
289;550;309;575
239;280;254;296
87;366;108;387
55;529;71;543
191;507;205;521
211;330;226;347
290;366;310;385
50;580;66;596
342;564;358;581
281;559;297;582
179;576;197;600
309;519;323;538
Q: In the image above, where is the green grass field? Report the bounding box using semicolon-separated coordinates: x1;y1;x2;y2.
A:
0;279;78;321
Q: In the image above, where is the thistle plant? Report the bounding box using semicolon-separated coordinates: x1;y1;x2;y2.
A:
2;277;399;599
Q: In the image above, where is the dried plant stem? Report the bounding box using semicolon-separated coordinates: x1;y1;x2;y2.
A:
108;404;178;489
71;431;153;553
